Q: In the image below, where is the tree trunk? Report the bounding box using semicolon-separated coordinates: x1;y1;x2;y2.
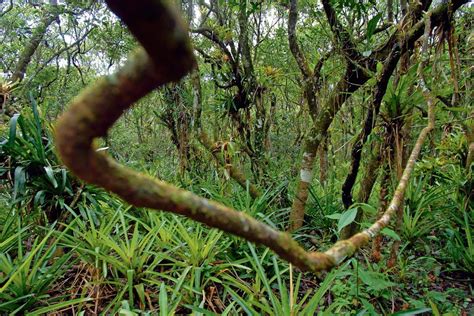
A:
340;142;383;239
319;136;328;186
387;0;394;22
252;87;267;180
289;64;371;231
10;10;59;83
372;162;390;262
190;62;262;198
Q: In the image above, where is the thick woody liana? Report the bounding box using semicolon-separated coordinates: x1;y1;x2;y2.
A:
56;0;435;273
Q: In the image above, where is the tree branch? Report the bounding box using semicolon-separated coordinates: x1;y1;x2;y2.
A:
0;0;13;17
342;44;401;210
321;0;361;61
10;8;60;83
288;0;311;78
26;27;94;86
191;27;235;65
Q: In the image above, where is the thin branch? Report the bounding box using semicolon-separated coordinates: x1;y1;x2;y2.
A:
191;27;235;64
288;0;311;78
26;27;94;85
0;0;13;17
321;0;361;61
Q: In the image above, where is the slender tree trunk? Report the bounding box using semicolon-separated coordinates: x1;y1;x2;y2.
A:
177;109;191;175
289;150;316;230
263;93;276;151
387;107;414;267
341;44;401;213
400;0;408;16
372;161;390;262
10;10;59;83
252;87;267;180
340;142;383;239
387;0;394;22
466;127;474;170
160;85;191;174
289;64;371;231
319;136;329;186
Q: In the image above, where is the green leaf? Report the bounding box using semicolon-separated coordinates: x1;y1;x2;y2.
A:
367;13;382;41
391;307;431;315
358;269;396;291
33;190;46;211
44;166;58;188
428;299;441;316
376;61;383;73
326;213;341;220
337;208;358;232
381;228;401;241
159;283;168;316
7;113;21;147
355;203;377;215
13;166;26;200
224;286;259;315
27;298;92;315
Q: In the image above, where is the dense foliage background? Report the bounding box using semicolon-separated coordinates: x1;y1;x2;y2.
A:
0;0;472;314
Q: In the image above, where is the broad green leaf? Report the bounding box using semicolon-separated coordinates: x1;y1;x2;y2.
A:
13;166;26;200
7;113;21;147
326;213;341;220
337;208;358;232
367;13;382;40
355;203;377;215
33;190;46;211
381;227;401;241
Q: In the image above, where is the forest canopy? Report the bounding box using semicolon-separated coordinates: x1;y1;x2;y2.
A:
0;0;472;314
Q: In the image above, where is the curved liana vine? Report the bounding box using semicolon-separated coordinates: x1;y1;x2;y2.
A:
55;0;437;273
